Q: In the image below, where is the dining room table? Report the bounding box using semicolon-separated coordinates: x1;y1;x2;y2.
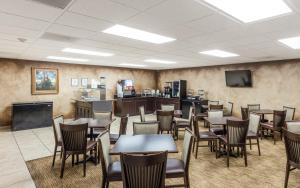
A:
110;134;178;155
68;118;115;140
251;109;274;121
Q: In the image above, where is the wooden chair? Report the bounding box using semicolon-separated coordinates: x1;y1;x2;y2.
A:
156;110;174;134
174;106;193;139
209;104;223;111
241;107;249;120
286;121;300;133
133;121;159;135
208;100;219;106
207;110;224;135
224;102;233;116
192;116;218;159
247;104;260;113
166;128;194;188
283;106;296;121
161;104;175;111
60;123;97;178
261;110;286;144
139;106;146;122
52;115;64;167
247;114;261;156
218;119;249;167
109;115;128;144
91;111;112;139
282;128;300;188
121;151;168;188
98;130;122;188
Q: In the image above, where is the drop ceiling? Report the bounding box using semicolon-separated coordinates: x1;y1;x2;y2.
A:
0;0;300;70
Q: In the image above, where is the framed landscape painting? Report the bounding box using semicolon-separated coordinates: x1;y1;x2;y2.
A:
31;67;59;95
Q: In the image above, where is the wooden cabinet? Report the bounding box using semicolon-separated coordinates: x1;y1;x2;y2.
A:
115;97;180;117
75;100;114;119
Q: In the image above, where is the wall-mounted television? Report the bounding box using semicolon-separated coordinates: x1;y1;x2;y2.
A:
225;70;252;87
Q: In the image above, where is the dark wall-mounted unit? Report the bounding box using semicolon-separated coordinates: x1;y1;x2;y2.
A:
12;101;53;131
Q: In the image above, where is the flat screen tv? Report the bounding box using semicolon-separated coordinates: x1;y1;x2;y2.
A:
225;70;252;87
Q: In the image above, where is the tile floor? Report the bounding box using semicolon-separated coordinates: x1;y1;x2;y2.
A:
0;115;156;188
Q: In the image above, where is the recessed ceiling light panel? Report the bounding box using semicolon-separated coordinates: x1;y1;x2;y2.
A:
144;59;176;64
199;49;239;57
119;63;147;67
102;24;176;44
62;48;114;57
47;56;89;62
197;0;292;23
278;36;300;49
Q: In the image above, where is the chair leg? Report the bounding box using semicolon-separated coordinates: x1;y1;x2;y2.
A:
101;178;106;188
195;141;199;159
60;147;63;159
273;131;276;145
72;154;74;167
192;140;195;153
52;144;57;167
244;146;248;167
83;153;87;177
105;181;109;188
249;139;252;150
60;153;66;178
227;145;230;168
183;172;190;188
284;163;290;188
257;138;261;156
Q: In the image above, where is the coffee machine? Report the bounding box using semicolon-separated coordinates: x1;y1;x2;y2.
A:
164;82;172;98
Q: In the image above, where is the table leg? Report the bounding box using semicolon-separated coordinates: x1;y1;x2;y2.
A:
90;128;94;140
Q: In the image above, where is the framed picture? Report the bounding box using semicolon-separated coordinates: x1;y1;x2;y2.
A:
71;78;79;87
31;67;59;95
81;78;88;87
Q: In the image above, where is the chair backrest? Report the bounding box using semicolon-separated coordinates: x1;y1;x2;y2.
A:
225;102;233;116
226;120;249;145
283;106;296;121
272;110;287;130
282;128;300;166
94;111;112;120
192;116;200;139
156;110;174;132
119;115;129;135
139;106;146;122
241;107;249;120
161;104;175;111
52;115;64;143
97;130;111;178
60;123;88;152
247;104;260;113
286;122;300;133
182;128;194;171
121;151;167;188
209;104;223;111
248;114;261;134
208;100;219;106
187;106;194;123
133;121;159;135
208;110;223;118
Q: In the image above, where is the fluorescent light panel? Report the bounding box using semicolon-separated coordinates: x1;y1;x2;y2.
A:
200;0;292;23
200;49;239;58
278;36;300;49
62;48;114;57
47;56;88;62
102;24;176;44
144;59;176;64
119;63;147;67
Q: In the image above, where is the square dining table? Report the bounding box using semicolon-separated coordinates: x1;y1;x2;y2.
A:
110;134;178;155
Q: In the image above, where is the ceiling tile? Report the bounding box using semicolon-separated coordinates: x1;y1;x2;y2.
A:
46;24;97;39
69;0;139;22
110;0;165;11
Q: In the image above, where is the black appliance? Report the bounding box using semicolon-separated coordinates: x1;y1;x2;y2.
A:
181;99;208;119
164;82;172;98
172;80;187;99
225;70;252;87
12;101;53;131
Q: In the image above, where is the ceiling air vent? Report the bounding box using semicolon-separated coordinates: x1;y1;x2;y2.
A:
40;32;78;42
29;0;73;9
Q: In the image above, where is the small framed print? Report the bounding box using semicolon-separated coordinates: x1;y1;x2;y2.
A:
71;78;79;87
81;78;88;87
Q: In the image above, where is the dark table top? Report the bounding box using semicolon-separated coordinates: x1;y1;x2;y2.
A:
110;134;178;155
203;116;241;125
69;118;115;128
251;109;274;114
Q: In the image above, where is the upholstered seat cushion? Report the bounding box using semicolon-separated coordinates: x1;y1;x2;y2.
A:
261;122;274;130
166;158;184;176
218;135;227;143
174;117;189;123
86;140;97;150
210;127;224;135
199;131;218;139
247;130;257;138
108;161;122;181
110;133;119;144
196;113;208;118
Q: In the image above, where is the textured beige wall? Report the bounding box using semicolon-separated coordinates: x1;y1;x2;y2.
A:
0;59;156;126
158;60;300;119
